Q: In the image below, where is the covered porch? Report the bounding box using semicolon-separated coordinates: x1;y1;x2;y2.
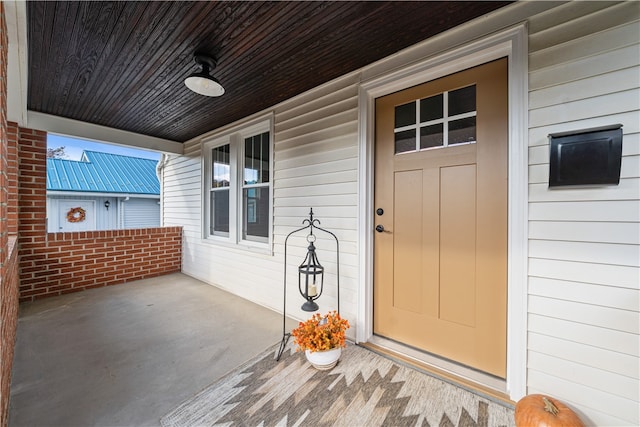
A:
9;273;296;426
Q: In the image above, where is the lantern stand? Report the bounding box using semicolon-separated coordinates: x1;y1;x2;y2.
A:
276;208;340;361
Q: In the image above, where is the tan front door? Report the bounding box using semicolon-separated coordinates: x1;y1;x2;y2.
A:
373;58;508;378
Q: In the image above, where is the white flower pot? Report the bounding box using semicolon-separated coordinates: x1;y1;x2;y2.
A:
305;347;341;370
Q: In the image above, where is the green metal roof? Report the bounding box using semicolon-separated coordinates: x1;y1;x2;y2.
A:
46;151;159;195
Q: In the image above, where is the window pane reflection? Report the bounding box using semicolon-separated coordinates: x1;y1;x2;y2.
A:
449;85;476;116
420;94;443;122
420;124;444;149
395;130;416;154
210;190;229;235
212;145;230;188
243;187;269;241
395;102;416;128
449;117;476;145
244;132;270;185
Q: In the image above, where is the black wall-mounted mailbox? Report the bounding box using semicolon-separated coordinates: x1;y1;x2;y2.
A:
548;124;623;187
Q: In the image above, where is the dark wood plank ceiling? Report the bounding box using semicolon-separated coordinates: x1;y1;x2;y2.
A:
27;1;511;143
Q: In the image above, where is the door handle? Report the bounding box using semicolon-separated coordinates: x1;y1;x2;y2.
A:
375;224;385;233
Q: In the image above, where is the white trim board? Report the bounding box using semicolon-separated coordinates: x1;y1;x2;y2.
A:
27;111;183;155
357;24;528;402
47;191;160;199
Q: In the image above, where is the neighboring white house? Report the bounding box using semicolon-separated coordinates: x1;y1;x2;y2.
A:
160;2;639;426
47;150;160;232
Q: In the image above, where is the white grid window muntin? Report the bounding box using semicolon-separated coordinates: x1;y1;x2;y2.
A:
394;85;477;154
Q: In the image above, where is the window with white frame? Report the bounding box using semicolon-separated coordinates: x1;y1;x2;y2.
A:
204;118;273;248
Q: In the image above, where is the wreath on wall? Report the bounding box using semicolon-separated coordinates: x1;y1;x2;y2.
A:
66;207;86;223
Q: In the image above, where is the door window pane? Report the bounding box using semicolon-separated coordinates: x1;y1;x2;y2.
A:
210;190;229;235
420;123;444;149
395;102;416;128
212;145;230;188
449;117;476;145
395;130;416;154
448;85;476;116
243;187;269;241
244;132;270;185
420;93;443;122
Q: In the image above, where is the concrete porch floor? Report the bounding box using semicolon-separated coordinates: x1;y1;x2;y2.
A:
9;272;297;427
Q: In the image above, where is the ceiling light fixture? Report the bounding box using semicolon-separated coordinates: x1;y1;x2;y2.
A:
184;54;225;97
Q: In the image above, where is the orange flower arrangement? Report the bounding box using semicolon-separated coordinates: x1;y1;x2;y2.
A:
291;311;350;353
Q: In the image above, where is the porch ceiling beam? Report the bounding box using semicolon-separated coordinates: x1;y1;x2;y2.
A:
6;0;28;126
27;111;183;155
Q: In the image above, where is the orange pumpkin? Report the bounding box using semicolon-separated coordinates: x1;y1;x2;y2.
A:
515;394;584;427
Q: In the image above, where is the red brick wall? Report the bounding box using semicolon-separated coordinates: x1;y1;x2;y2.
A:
1;3;20;427
6;122;17;234
19;227;182;302
12;95;182;303
0;238;18;427
0;5;181;425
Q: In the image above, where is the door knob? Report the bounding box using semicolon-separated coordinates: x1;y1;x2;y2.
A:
375;224;385;233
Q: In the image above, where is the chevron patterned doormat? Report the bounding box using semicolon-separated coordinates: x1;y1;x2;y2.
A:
161;343;515;427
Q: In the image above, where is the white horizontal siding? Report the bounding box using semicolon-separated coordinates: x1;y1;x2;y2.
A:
160;2;640;425
272;74;361;324
526;2;640;425
162;73;361;329
529;221;640;245
529;313;638;357
122;198;160;229
47;195;119;231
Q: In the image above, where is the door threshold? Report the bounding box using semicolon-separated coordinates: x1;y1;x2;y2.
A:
364;336;514;407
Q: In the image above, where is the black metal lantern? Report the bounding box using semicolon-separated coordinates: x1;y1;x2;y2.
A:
277;208;341;361
298;235;324;312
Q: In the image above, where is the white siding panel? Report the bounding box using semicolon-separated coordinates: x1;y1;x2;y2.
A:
528;1;639;52
526;4;640;424
529;66;640;110
529;295;638;334
528;333;639;380
123;198;160;229
529;258;639;289
275;169;358;189
529;314;639;357
530;43;640;90
529;221;640;245
527;1;625;35
528;351;639;401
529;179;640;202
274;158;356;180
275;145;358;170
529;20;640;71
529;277;639;312
529;200;640;222
529;88;639;128
276;134;357;162
622;132;640;155
529;239;639;267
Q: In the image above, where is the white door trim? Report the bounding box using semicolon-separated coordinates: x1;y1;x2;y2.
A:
357;24;528;401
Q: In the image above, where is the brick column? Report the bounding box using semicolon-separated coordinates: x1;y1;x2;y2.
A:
16;128;47;299
0;3;21;427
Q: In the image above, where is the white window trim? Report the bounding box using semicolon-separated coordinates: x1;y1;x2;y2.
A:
202;115;274;254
